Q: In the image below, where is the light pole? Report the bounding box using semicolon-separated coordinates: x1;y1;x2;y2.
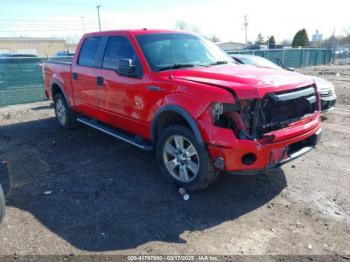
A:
97;5;102;31
243;14;248;45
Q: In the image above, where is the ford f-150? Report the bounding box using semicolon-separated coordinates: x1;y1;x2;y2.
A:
43;29;322;191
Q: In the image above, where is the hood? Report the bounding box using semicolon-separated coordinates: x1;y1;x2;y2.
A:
170;64;315;99
311;76;333;91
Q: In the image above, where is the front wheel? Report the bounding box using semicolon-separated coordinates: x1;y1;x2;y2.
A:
156;125;219;192
0;185;5;224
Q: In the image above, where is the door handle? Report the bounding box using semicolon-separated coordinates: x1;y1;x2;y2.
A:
72;72;78;80
147;85;164;92
96;76;104;86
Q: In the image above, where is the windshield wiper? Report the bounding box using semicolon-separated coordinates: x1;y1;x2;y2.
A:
208;61;229;66
156;63;196;72
156;63;210;72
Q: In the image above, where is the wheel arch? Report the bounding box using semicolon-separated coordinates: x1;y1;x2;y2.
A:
151;105;204;145
51;79;71;108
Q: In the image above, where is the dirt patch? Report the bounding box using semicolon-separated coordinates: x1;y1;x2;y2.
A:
0;65;349;256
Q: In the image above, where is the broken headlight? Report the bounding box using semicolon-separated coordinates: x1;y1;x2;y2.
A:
212;100;256;140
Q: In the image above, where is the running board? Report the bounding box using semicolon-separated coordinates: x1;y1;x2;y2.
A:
77;117;153;151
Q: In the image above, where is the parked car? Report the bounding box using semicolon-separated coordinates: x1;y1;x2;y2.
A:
43;29;322;191
231;54;337;112
0;160;9;224
55;51;75;57
0;53;37;58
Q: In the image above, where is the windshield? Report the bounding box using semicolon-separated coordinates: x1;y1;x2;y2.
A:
235;55;282;70
136;33;234;72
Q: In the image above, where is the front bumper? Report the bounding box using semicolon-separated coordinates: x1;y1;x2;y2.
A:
224;128;322;175
320;90;336;112
207;116;322;174
321;98;336;112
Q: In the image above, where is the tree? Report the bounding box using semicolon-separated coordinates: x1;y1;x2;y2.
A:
281;39;292;47
65;34;80;45
267;35;276;49
208;34;220;43
255;33;265;45
323;35;338;48
268;35;276;45
292;29;309;48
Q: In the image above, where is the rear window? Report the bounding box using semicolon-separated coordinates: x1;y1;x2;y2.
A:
78;37;102;67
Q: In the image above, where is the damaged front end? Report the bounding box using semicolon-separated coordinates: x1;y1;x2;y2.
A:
212;84;319;142
206;84;321;172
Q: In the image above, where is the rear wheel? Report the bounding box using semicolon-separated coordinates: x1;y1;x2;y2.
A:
156;125;219;191
0;185;5;224
54;93;76;130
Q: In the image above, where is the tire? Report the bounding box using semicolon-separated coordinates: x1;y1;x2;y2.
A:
54;93;77;130
0;185;5;224
156;125;219;192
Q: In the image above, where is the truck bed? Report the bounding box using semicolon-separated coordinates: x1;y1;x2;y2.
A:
43;60;72;101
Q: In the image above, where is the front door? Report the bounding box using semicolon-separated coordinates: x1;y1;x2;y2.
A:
95;36;150;137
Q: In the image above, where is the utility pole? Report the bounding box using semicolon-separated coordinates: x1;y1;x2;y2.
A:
96;5;102;31
243;14;248;45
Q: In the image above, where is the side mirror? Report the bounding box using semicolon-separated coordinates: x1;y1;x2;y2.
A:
118;59;136;77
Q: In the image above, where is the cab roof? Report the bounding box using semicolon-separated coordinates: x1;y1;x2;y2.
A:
83;29;189;38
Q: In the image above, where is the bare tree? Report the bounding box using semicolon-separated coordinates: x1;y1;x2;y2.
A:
281;39;292;47
344;26;350;37
191;25;201;34
208;34;221;43
65;34;80;45
255;33;265;45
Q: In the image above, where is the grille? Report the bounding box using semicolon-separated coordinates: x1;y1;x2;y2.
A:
252;85;318;137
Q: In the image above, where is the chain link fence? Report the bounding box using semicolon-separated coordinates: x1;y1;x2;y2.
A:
227;48;334;69
0;49;334;107
0;57;72;107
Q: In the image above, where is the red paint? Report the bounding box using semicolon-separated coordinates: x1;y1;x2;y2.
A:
44;29;321;173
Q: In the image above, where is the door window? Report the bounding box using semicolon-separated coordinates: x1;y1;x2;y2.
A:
78;37;103;67
102;36;141;75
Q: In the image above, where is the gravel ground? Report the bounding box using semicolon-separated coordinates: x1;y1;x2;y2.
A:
0;64;349;256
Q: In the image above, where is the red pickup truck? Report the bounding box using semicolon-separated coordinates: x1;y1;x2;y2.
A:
43;29;322;191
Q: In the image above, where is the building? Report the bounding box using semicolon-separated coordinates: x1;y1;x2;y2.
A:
217;42;246;51
0;37;68;57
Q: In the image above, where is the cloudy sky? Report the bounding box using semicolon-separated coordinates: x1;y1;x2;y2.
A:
0;0;349;43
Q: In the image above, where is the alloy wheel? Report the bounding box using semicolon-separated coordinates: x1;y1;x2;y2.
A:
55;99;67;126
163;135;200;183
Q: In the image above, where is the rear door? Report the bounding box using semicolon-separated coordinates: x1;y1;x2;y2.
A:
71;36;104;117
